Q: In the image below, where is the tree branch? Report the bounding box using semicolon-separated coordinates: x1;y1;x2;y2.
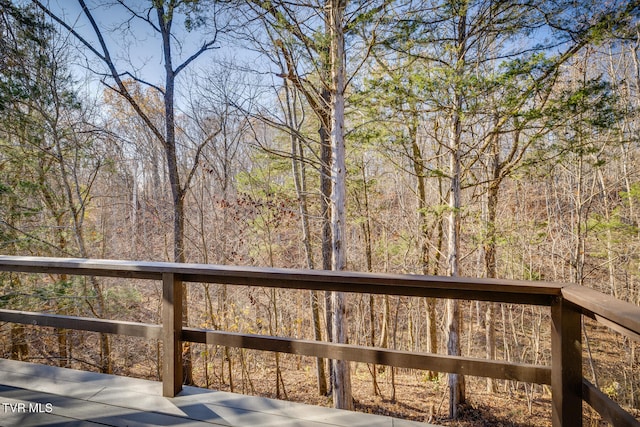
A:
175;38;219;76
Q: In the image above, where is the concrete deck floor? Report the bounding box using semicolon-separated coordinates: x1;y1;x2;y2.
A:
0;359;435;426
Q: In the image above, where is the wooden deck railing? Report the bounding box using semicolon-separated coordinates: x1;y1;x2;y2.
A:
0;256;638;427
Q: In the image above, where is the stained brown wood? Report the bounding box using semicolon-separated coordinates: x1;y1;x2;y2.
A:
0;256;562;304
162;272;182;397
0;309;161;339
562;285;640;339
182;328;551;384
551;297;583;427
583;380;640;427
581;313;640;343
3;255;640;426
0;256;164;280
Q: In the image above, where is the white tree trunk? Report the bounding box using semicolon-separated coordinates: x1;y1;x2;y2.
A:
329;0;352;411
447;110;465;417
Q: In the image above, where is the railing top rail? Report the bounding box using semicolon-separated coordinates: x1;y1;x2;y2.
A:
0;255;563;304
562;285;640;341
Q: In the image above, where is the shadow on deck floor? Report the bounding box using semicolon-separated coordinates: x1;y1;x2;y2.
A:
0;359;436;426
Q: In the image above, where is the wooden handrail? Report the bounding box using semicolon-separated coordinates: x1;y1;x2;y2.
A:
0;255;638;427
562;285;640;341
0;256;563;304
583;380;640;427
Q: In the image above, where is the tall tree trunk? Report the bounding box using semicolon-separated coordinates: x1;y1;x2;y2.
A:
271;7;335;392
447;130;465;417
321;54;335;401
410;119;438;378
572;154;586;285
284;80;328;395
484;184;499;393
328;0;352;410
447;3;467;418
157;4;193;385
484;133;500;393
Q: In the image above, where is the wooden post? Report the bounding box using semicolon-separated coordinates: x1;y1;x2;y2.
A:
551;296;582;427
162;272;183;397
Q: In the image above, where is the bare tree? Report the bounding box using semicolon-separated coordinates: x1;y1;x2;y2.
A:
33;0;226;386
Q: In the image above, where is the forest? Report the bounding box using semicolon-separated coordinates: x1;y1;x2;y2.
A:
1;0;640;425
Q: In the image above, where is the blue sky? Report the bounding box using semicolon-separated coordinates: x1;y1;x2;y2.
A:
44;1;251;99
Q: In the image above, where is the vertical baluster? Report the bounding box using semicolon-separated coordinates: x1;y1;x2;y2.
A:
163;272;183;397
551;296;582;427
